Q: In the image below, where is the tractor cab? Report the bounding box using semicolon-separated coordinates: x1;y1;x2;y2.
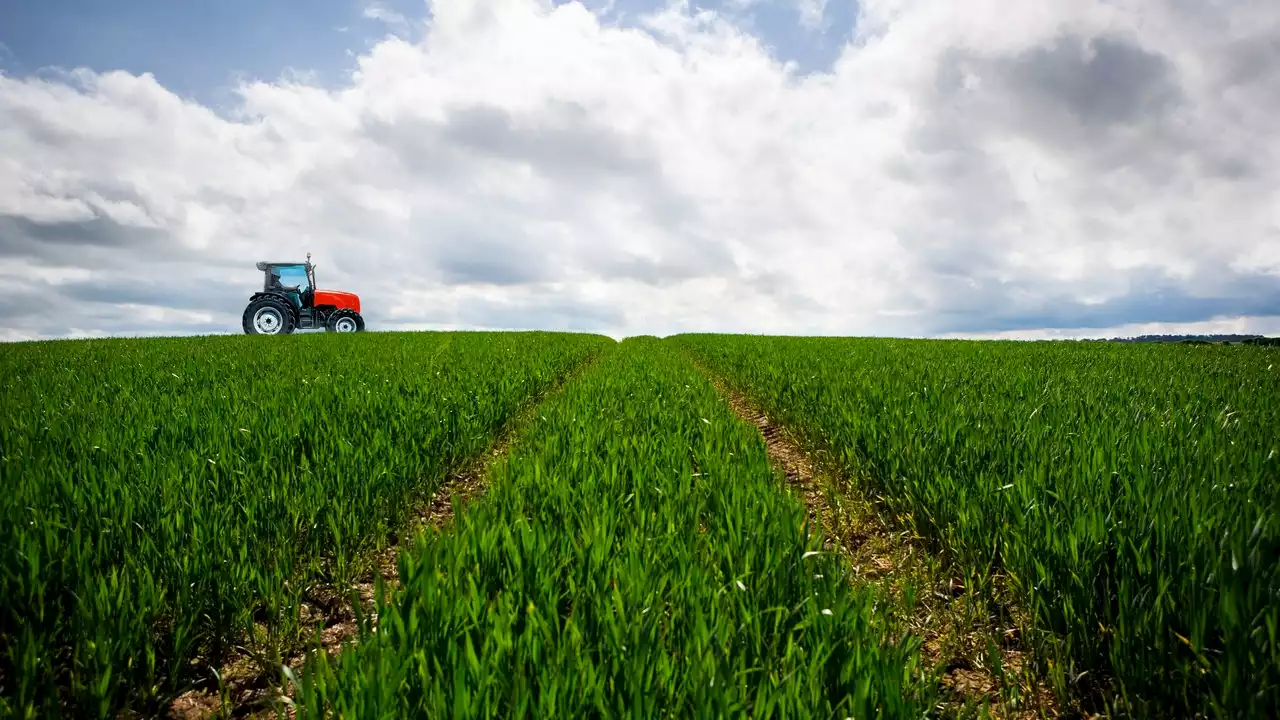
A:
261;262;311;310
242;254;364;335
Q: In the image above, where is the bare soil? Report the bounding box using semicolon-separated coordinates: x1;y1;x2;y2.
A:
696;365;1064;719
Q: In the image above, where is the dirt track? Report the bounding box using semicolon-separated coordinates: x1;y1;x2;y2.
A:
167;351;607;720
692;359;1061;719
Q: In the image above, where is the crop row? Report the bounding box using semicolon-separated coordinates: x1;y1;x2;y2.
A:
674;335;1280;717
290;337;934;718
0;331;609;718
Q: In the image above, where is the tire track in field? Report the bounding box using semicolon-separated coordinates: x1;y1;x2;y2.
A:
686;355;1060;720
168;348;611;720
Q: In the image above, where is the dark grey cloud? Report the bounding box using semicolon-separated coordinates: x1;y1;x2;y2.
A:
1202;155;1257;181
0;214;252;337
1;279;239;339
0;214;168;256
1005;35;1182;128
1223;28;1280;90
4;286;54;321
56;276;246;313
916;33;1190;186
928;269;1280;334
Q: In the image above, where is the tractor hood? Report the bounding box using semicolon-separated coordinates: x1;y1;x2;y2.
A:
313;289;360;313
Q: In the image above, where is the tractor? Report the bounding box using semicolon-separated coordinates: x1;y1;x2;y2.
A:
242;253;365;334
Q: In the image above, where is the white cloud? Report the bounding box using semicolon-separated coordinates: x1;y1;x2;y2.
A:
363;1;412;34
0;0;1278;341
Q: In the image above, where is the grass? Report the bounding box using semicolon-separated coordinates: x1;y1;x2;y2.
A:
291;337;934;718
4;330;1273;718
0;331;608;718
673;335;1280;717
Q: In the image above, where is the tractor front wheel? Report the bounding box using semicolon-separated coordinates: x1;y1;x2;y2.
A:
326;309;364;333
242;298;295;335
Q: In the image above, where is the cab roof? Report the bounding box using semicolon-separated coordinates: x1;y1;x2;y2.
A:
256;261;311;271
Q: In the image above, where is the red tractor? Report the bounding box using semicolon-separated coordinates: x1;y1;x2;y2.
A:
242;253;365;334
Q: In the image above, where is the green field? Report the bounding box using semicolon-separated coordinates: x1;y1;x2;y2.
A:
676;335;1280;717
1;332;1275;718
292;338;930;718
0;332;607;717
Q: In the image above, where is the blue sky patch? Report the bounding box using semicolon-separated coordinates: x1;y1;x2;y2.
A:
0;0;423;106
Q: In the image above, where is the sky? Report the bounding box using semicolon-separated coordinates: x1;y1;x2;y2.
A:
0;0;1278;341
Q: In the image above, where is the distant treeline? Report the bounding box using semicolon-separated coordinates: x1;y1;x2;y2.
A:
1102;334;1280;346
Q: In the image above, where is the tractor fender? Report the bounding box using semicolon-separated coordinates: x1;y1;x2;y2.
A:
248;291;301;322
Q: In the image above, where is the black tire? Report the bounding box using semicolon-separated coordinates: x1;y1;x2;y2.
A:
242;297;296;335
326;309;364;333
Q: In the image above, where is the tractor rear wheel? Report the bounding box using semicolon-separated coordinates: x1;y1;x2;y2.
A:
242;297;295;335
326;309;364;333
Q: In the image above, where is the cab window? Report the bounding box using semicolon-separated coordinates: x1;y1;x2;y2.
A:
276;265;310;291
